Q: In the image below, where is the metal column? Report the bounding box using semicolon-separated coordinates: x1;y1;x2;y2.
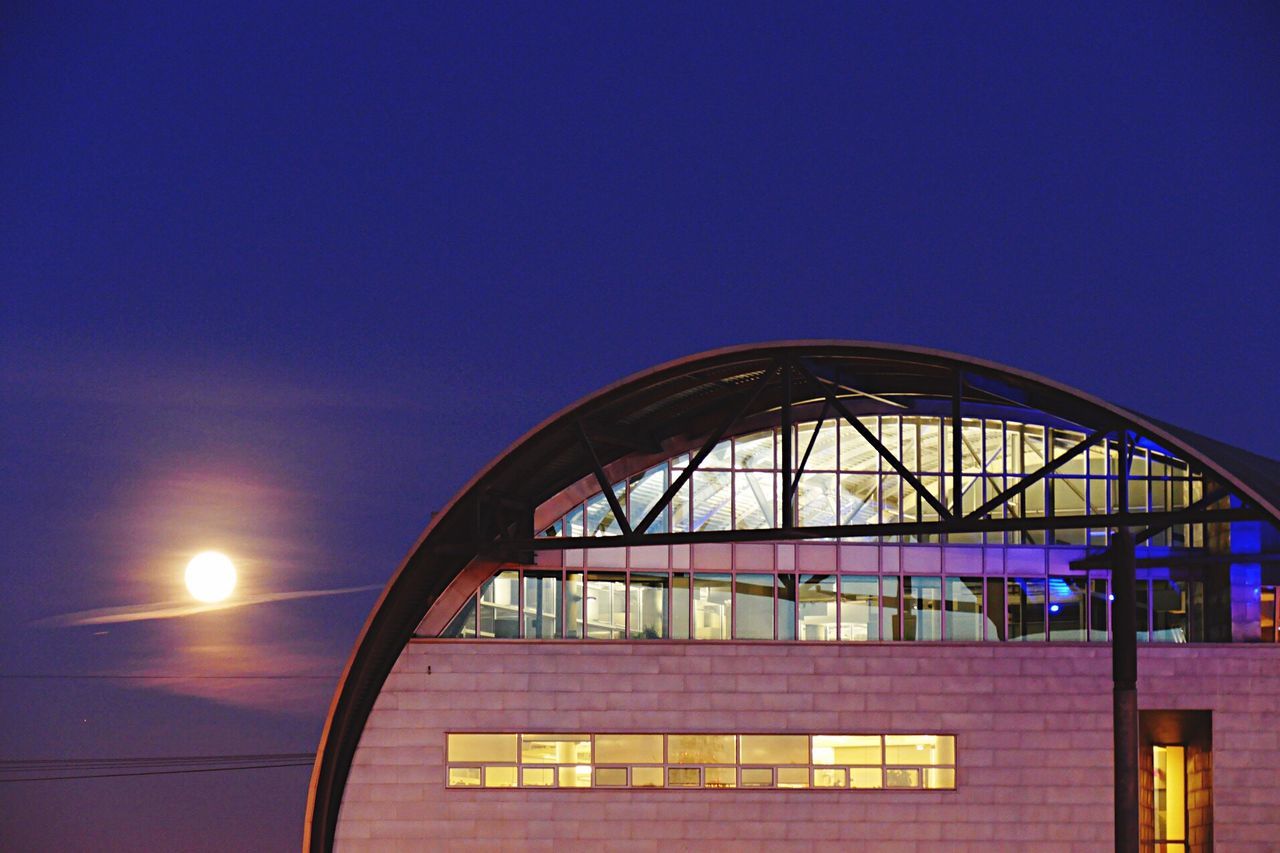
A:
1111;525;1139;853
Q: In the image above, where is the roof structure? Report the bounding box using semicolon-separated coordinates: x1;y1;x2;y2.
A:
304;340;1280;850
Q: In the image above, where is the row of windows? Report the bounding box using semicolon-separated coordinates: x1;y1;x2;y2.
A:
541;417;1207;547
446;733;955;791
439;568;1204;643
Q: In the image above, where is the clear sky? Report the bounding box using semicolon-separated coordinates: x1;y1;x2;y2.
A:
2;3;1278;849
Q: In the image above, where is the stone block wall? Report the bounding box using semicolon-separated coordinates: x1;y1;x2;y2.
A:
333;642;1280;851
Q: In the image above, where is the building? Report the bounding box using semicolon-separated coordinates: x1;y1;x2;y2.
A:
306;342;1280;851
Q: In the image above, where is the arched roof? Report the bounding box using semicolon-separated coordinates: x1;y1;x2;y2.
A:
304;340;1280;850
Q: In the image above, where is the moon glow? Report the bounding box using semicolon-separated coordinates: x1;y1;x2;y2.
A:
185;551;237;602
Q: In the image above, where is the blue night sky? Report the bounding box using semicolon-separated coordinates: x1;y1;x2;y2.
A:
2;3;1278;849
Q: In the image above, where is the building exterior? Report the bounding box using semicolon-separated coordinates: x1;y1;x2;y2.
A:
306;342;1280;851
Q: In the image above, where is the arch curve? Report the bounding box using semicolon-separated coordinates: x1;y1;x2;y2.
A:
305;340;1280;850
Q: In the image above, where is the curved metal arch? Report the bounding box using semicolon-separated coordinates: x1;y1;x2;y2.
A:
304;340;1280;851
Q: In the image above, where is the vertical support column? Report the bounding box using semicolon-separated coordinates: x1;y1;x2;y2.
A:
951;370;963;517
781;359;794;529
1112;524;1139;853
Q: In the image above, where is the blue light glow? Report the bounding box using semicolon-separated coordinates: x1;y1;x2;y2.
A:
1049;604;1061;613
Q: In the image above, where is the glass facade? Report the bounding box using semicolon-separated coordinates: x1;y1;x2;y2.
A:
446;732;956;791
541;417;1207;548
440;564;1210;643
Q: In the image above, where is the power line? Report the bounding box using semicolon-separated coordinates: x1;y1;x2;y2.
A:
0;674;333;680
0;752;315;783
2;763;313;782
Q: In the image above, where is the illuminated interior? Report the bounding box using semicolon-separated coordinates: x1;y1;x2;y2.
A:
445;732;956;790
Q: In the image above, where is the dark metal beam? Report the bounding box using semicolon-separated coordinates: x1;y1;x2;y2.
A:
574;420;632;536
1111;526;1139;853
796;358;952;520
633;360;782;534
968;429;1109;520
791;399;830;504
511;506;1262;552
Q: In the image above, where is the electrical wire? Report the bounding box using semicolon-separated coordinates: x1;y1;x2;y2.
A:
0;752;315;782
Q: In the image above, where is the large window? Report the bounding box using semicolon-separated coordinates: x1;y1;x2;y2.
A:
541;417;1207;548
446;732;956;791
440;566;1203;644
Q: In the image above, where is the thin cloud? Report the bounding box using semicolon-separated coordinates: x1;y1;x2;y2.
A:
35;584;382;627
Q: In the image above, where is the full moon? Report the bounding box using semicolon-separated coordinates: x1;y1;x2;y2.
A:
185;551;236;602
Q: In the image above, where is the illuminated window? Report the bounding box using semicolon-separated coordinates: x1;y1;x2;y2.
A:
1153;745;1187;852
445;732;956;790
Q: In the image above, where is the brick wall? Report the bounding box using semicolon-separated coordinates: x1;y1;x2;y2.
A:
334;642;1280;852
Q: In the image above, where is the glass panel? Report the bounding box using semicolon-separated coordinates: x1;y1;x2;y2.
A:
841;472;880;526
484;766;517;788
448;767;481;787
705;767;736;788
523;572;561;639
478;571;520;638
628;465;668;534
1090;577;1110;641
594;734;663;764
1047;576;1087;641
735;574;775;640
961;420;984;473
840;575;880;641
670;480;691;533
668;734;736;764
521;734;590;764
595;767;627;787
944;577;984;641
1008;578;1046;641
705;438;733;469
586;485;626;537
849;767;883;788
885;768;921;788
558;765;592;787
692;470;732;532
741;767;773;787
739;735;808;765
882;576;901;641
839;420;878;471
925;767;956;789
631;767;664;787
448;734;517;763
814;767;847;788
812;735;881;765
668;767;699;787
902;576;942;641
798;472;838;527
777;574;797;641
565;572;584;639
441;597;477;638
672;572;691;639
796;420;837;470
565;504;584;538
629;573;668;639
1152;579;1188;643
522;767;554;786
693;574;732;640
734;430;775;470
985;577;1006;641
734;470;775;529
885;734;955;765
798;574;838;641
776;767;809;788
586;572;627;639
